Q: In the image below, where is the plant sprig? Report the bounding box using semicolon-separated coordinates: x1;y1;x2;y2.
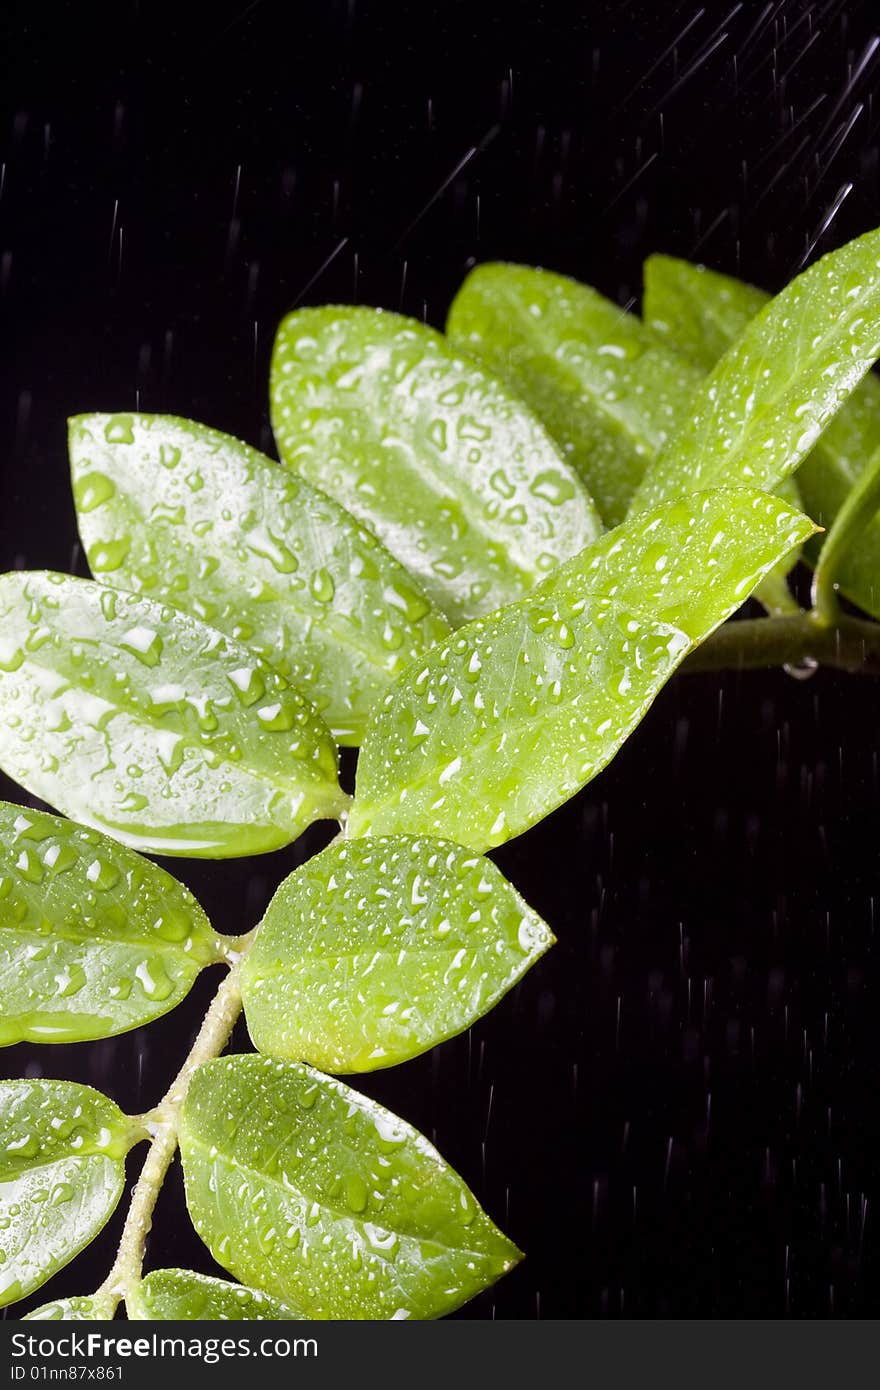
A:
5;223;880;1320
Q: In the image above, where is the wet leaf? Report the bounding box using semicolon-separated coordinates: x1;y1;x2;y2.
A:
70;413;450;746
270;306;601;625
0;1078;140;1308
242;834;554;1072
0;573;346;858
0;800;223;1046
24;1294;114;1320
128;1269;303;1321
643;253;880;619
180;1055;520;1319
631;228;880;516
349;489;815;850
446;261;703;524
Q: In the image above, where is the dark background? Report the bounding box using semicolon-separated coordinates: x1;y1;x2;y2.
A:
1;0;879;1318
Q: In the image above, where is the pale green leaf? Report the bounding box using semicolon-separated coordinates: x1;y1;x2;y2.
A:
631;228;880;516
69;413;450;746
270;306;602;625
180;1055;520;1319
445;261;704;524
0;800;223;1045
0;1079;140;1307
643;252;880;618
127;1269;303;1321
24;1294;114;1320
242;834;554;1072
349;489;815;850
0;573;346;858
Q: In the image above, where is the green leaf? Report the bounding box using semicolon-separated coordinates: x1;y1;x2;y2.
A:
180;1055;520;1319
812;443;880;621
631;228;880;517
349;489;815;850
0;573;346;858
643;253;880;619
0;1078;140;1307
0;800;223;1045
242;834;554;1072
69;413;451;747
127;1269;303;1321
446;261;704;524
24;1294;113;1320
270;306;602;625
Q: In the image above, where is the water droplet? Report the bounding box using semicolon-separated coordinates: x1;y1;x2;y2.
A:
309;568;335;604
104;416;135;445
120;626;163;667
74;471;116;513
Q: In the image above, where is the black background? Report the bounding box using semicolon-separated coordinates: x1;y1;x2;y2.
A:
1;0;879;1319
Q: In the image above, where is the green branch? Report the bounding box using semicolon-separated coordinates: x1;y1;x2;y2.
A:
685;611;880;676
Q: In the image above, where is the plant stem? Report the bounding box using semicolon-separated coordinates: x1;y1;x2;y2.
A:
684;611;880;676
97;962;246;1312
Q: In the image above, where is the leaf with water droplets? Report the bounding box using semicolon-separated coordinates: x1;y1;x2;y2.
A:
0;1078;141;1308
127;1269;303;1320
349;489;815;850
270;306;601;625
0;800;224;1045
631;227;880;516
70;413;450;746
0;573;347;858
446;262;704;525
180;1055;520;1319
24;1293;114;1319
242;834;554;1072
643;252;880;620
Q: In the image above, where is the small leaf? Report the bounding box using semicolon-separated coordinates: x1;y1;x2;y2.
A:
180;1055;520;1319
0;573;346;858
349;489;815;850
270;306;601;624
0;800;222;1045
0;1078;139;1307
127;1269;303;1321
24;1294;113;1320
70;413;451;746
631;227;880;515
446;262;704;524
644;253;880;620
242;834;554;1072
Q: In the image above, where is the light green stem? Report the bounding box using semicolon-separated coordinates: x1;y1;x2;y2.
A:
812;444;880;624
97;962;245;1313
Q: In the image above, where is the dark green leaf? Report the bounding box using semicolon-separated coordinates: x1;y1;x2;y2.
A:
0;1079;140;1307
69;413;451;746
349;489;815;849
180;1055;520;1319
643;252;880;619
0;573;346;858
242;834;554;1072
0;800;223;1045
128;1269;303;1320
446;261;703;524
270;306;602;624
631;228;880;516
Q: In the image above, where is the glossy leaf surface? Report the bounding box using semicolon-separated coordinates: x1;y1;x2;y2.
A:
24;1294;114;1320
242;834;554;1072
0;573;345;857
446;261;703;524
70;413;450;746
180;1055;520;1319
631;228;880;516
644;252;880;618
128;1269;302;1321
0;800;222;1045
0;1079;138;1307
270;306;601;624
349;490;814;850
